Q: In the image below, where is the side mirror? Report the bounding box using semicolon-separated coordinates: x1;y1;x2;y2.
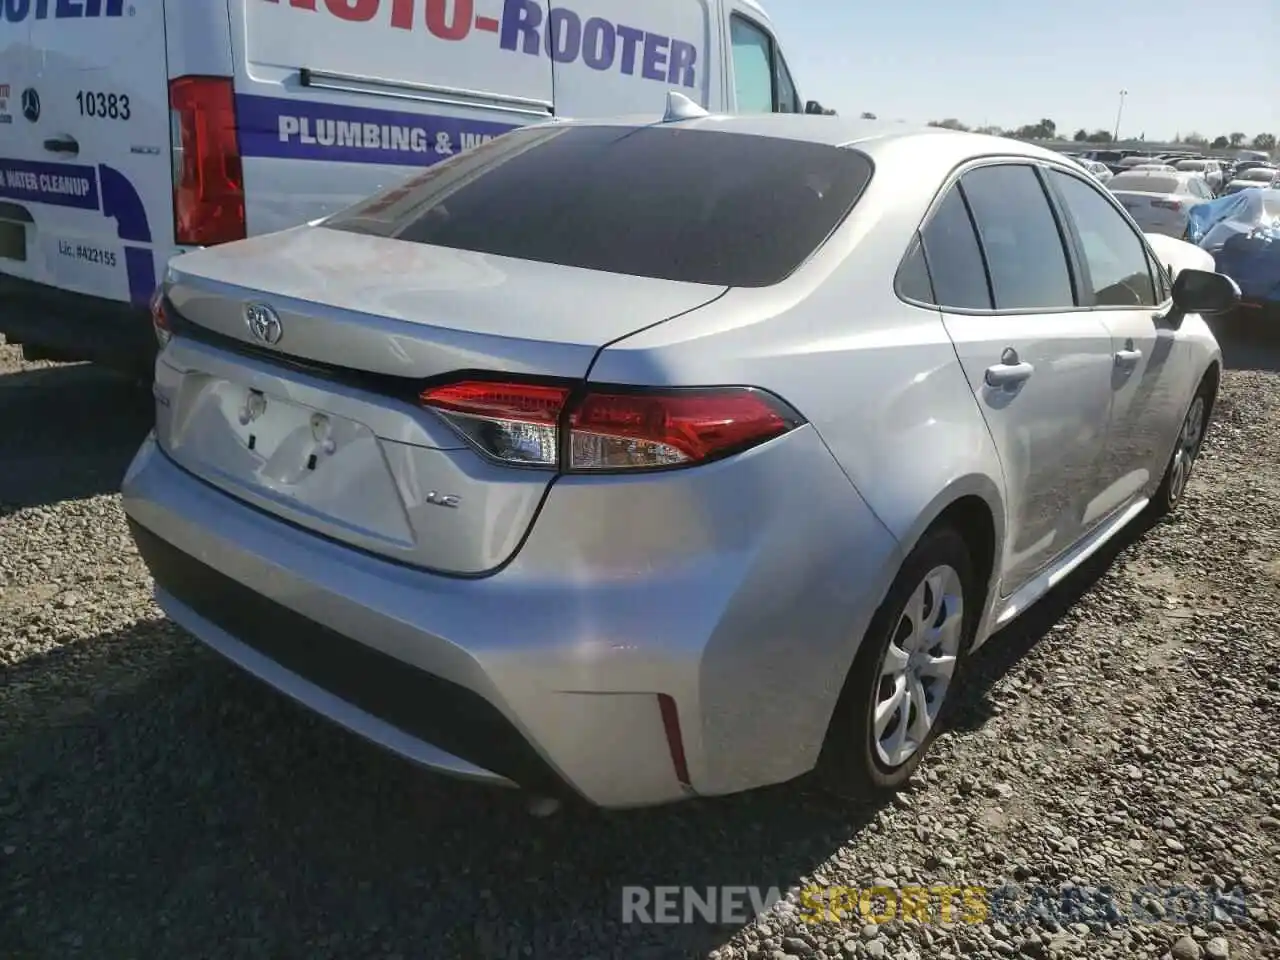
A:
805;100;826;115
1167;268;1240;327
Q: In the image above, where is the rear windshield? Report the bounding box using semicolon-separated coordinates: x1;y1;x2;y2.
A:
323;124;874;288
1242;168;1276;180
1109;174;1180;193
1176;160;1206;171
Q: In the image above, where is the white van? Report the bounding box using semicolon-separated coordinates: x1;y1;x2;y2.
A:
0;0;820;375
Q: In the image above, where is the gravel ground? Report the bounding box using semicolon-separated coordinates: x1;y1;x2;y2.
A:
1;330;1278;960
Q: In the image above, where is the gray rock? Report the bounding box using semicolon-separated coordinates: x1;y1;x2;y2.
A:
1171;936;1202;960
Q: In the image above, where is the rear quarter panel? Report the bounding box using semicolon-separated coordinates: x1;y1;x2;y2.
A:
590;136;1008;614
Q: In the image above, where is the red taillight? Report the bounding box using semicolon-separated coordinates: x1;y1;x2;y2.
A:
419;379;802;471
1152;199;1184;211
149;287;172;348
169;76;246;247
568;389;795;469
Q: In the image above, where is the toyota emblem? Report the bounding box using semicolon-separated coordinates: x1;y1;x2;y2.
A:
244;303;283;345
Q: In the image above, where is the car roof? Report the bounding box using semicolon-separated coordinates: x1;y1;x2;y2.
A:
542;113;1074;166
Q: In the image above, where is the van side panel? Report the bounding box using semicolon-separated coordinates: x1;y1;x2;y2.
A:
231;0;560;235
545;0;717;116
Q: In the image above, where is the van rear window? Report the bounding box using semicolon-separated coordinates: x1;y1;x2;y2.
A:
324;124;873;288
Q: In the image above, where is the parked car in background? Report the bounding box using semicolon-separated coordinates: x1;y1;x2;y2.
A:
122;115;1234;809
1187;189;1280;319
1233;160;1272;177
1174;159;1225;193
1117;155;1160;170
1131;163;1178;173
1081;150;1139;175
1222;166;1280;195
1108;171;1215;236
1073;158;1114;184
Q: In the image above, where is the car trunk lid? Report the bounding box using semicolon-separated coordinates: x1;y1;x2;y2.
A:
164;223;727;379
156;225;727;573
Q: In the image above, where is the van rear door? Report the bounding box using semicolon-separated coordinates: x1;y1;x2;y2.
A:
0;0;173;308
232;0;556;236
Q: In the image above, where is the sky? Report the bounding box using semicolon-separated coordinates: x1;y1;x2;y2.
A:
766;0;1278;143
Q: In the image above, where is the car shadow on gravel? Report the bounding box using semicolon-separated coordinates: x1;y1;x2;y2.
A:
1;618;885;960
949;509;1158;733
0;363;153;512
1211;316;1280;372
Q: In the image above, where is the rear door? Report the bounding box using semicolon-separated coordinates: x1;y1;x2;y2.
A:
922;164;1116;594
0;0;172;308
546;0;718;115
231;0;556;237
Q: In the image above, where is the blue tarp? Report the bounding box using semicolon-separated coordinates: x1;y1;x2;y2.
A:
1186;189;1280;302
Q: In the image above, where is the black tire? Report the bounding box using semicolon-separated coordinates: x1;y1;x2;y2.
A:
1149;380;1213;518
817;526;978;798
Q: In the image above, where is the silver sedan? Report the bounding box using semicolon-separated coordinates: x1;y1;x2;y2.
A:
124;111;1236;809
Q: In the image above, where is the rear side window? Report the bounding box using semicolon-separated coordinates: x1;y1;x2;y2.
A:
919;186;992;310
896;234;935;303
961;165;1076;310
326;125;873;288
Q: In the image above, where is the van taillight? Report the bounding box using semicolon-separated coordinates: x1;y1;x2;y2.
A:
169;76;246;247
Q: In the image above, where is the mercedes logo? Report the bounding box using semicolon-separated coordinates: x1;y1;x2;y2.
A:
20;88;40;123
244;303;283;346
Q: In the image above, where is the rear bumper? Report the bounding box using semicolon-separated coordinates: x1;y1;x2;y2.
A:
0;273;155;372
122;427;900;808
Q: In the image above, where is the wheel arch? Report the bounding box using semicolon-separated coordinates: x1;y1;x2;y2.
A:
866;474;1006;657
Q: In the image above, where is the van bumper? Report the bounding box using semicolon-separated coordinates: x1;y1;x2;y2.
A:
0;274;156;374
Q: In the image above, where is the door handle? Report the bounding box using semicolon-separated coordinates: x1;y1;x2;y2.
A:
1114;348;1143;367
985;360;1035;389
43;136;79;156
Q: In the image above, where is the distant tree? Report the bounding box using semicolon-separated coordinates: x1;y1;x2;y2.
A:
1073;128;1090;142
974;125;1004;136
859;111;877;120
1184;132;1208;147
928;118;970;131
1211;135;1229;149
1011;118;1058;140
1252;133;1277;151
1229;132;1246;147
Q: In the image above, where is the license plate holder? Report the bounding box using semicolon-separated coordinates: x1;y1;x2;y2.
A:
233;387;352;482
